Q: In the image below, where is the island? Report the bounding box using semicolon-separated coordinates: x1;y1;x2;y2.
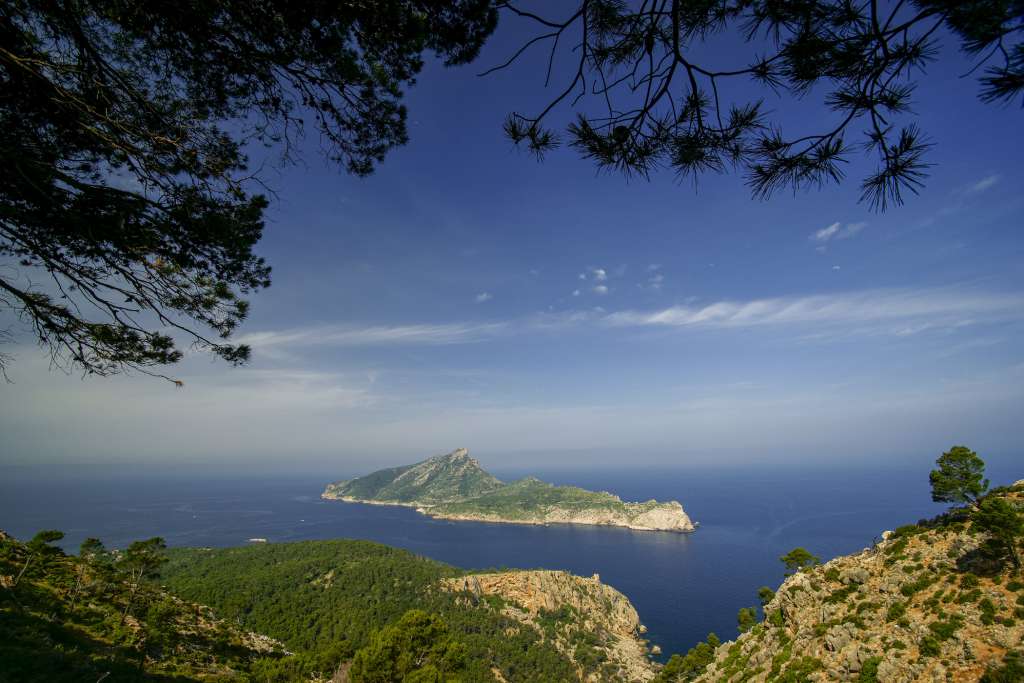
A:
321;448;696;532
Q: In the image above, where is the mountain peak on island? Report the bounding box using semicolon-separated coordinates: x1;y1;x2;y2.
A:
433;447;472;464
323;448;504;505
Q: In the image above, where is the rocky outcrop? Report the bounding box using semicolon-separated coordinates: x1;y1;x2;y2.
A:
686;485;1024;682
422;499;695;532
442;570;659;682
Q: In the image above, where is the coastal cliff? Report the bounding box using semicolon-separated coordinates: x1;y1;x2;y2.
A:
665;483;1024;682
443;570;658;682
322;448;695;533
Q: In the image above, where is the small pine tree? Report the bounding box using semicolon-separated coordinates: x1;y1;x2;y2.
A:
12;529;64;587
973;498;1023;569
737;606;758;633
780;547;820;575
929;446;988;507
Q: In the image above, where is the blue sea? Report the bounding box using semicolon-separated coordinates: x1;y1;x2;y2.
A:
0;462;989;658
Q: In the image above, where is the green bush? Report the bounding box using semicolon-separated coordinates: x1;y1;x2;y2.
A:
858;656;884;682
928;616;962;641
981;651;1024;682
350;610;467;682
919;636;941;657
979;597;997;625
886;602;907;622
652;633;720;682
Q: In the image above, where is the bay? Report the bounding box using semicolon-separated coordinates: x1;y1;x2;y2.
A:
0;463;954;659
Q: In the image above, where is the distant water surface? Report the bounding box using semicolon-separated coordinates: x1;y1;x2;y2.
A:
0;464;963;658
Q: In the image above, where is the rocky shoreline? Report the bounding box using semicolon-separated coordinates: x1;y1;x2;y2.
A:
320;491;696;533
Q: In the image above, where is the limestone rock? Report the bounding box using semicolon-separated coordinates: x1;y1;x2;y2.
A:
442;570;657;682
692;485;1024;682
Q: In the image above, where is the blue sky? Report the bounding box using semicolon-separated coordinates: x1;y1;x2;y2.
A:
1;14;1022;473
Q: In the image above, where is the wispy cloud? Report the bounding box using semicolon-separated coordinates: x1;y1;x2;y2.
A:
965;174;999;195
237;322;508;350
604;288;1024;331
237;287;1023;355
475;292;493;303
811;221;867;244
591;268;608;281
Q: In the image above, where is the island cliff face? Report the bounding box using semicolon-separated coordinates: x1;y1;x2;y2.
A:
322;448;695;533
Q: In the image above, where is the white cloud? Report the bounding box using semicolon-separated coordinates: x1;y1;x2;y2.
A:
832;265;841;271
591;268;608;281
236;322;507;350
604;287;1024;332
578;272;587;280
475;292;493;303
966;175;999;194
647;264;662;272
813;222;841;242
235;287;1023;356
810;221;867;244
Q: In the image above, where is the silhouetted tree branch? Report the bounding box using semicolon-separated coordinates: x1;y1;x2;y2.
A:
0;0;497;381
490;0;1022;209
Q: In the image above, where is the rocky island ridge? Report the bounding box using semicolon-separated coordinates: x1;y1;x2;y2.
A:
321;448;696;533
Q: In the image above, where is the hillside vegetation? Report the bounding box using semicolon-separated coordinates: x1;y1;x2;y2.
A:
160;539;656;681
0;530;285;682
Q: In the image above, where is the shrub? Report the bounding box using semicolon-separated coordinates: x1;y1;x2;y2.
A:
960;573;980;589
979;597;997;625
737;606;758;634
886;602;907;622
900;573;936;598
928;616;963;641
776;656;823;682
858;656;884;682
826;585;858;604
919;636;941;657
981;651;1024;683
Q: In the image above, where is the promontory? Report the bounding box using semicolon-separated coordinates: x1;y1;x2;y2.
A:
321;448;696;533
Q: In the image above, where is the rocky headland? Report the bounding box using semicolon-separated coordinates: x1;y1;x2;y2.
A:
678;483;1024;682
443;570;659;682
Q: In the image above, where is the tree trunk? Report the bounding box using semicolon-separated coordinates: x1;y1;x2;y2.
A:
120;574;140;626
12;554;32;588
69;571;85;610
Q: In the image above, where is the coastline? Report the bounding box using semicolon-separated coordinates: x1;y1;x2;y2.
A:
321;492;696;533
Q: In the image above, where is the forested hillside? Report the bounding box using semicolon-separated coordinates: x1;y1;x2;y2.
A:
160;540;591;681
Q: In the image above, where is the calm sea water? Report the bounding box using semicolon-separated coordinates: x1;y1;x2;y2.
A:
0;463;978;658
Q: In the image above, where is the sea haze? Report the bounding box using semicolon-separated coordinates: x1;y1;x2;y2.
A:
0;463;973;659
